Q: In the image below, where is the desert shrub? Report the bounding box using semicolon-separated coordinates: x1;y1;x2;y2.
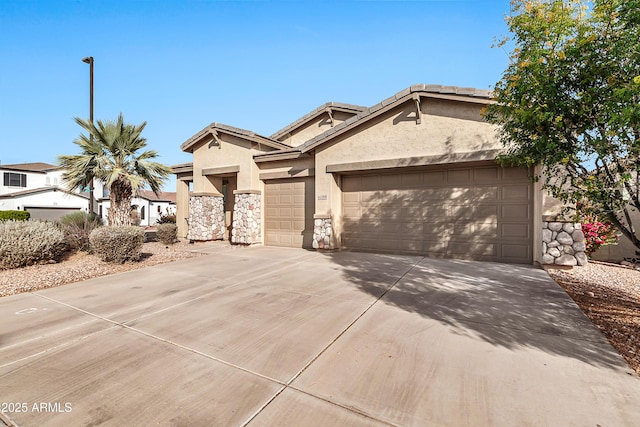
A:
0;220;67;269
89;226;145;263
0;210;30;221
156;223;177;245
582;216;619;256
156;212;176;224
58;212;104;252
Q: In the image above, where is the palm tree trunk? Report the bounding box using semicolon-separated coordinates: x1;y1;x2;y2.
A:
108;179;133;226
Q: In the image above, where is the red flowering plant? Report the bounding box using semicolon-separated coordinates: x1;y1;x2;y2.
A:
581;215;619;256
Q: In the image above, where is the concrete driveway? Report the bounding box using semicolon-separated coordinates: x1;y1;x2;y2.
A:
1;245;639;426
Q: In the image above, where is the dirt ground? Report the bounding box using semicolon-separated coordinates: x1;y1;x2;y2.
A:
546;261;640;375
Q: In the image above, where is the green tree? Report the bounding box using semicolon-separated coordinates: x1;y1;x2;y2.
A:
59;114;171;226
485;0;640;254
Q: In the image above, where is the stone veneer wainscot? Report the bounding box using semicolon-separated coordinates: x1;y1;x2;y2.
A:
187;193;225;241
231;191;261;244
312;215;332;249
541;219;588;266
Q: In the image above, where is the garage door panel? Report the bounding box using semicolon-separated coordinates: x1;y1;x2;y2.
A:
447;169;472;184
501;204;530;220
401;173;422;187
474;167;500;182
423;171;446;185
341;165;533;263
501;223;531;239
501;244;530;260
502;185;531;201
264;178;313;248
502;168;530;180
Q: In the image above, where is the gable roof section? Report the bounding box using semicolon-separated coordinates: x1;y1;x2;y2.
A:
0;186;88;199
1;162;59;173
269;102;367;141
253;84;494;162
136;190;177;203
181;123;291;153
298;84;493;154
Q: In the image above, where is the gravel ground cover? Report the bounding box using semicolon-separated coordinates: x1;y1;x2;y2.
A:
0;241;204;297
546;261;640;375
2;244;638;376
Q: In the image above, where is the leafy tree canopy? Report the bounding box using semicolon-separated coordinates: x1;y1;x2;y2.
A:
485;0;640;253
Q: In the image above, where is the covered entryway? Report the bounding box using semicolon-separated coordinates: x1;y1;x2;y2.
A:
341;163;533;263
264;178;314;248
25;207;82;221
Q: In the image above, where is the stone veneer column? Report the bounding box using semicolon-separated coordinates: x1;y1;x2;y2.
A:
186;193;225;241
312;215;332;249
231;190;261;244
541;219;588;266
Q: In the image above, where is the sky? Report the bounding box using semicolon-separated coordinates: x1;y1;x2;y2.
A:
0;0;514;191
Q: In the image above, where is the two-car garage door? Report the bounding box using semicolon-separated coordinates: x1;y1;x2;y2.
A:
341;164;533;264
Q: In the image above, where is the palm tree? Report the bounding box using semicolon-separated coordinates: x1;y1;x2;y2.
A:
58;113;171;226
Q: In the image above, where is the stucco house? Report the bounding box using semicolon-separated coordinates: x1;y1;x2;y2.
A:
174;84;591;266
0;162;89;220
96;189;176;227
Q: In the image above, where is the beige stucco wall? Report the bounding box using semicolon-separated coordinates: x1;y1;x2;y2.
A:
257;156;315;179
314;100;502;243
191;132;273;193
277;111;355;147
591;208;640;262
175;174;192;238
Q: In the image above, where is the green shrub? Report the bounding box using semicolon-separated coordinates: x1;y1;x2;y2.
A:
156;212;176;224
58;212;104;252
0;220;67;269
156;223;177;245
0;210;30;221
89;226;145;263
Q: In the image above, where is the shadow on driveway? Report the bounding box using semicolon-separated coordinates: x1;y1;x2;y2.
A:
321;251;630;372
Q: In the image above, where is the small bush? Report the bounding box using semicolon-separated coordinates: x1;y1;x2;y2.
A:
0;210;30;221
89;226;145;263
0;220;67;269
58;212;104;252
156;212;176;224
156;223;177;245
582;216;619;256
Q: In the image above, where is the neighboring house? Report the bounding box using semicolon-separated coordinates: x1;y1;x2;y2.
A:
0;162;89;220
174;84;586;266
0;162;176;225
97;189;176;227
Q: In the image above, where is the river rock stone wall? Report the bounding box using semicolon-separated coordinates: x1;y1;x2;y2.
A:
232;192;261;244
541;221;587;266
187;194;224;241
312;216;332;249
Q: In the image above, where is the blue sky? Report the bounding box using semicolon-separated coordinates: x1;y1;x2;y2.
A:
0;0;513;190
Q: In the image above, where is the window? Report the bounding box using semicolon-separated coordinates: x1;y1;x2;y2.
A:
141;206;145;220
3;172;27;187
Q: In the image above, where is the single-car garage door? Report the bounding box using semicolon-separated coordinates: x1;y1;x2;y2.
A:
25;207;82;221
264;178;314;248
341;163;533;263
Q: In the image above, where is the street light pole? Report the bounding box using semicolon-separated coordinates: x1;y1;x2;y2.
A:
82;56;94;213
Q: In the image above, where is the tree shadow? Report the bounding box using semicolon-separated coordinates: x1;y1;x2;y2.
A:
323;162;630;371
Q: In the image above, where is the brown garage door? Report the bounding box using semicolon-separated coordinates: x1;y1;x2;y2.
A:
25;207;82;221
264;178;314;248
341;164;533;263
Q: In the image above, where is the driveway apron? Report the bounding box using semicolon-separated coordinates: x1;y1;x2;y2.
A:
1;246;639;426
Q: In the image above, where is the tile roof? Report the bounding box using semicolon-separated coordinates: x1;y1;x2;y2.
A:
136;190;177;203
180;123;290;153
1;162;59;173
0;186;88;199
269;102;367;141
